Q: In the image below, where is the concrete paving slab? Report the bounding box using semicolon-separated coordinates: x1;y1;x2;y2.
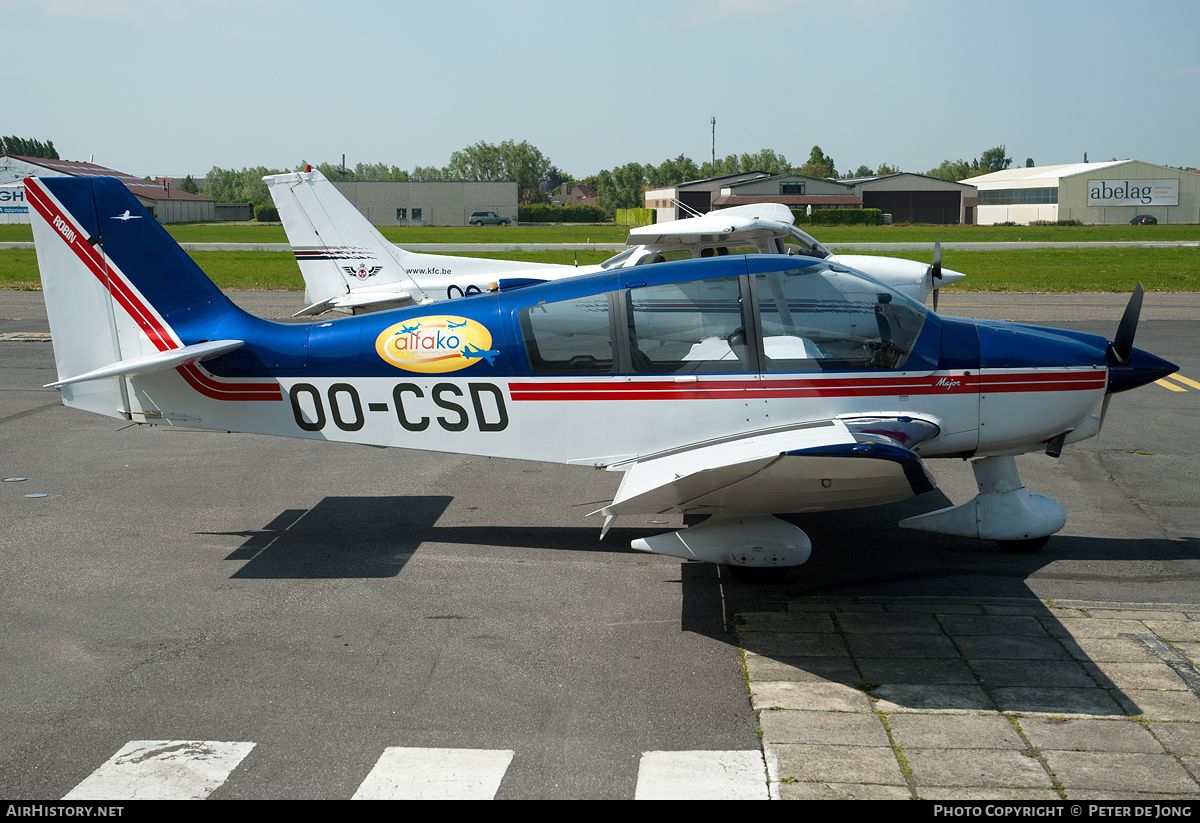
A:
1020;717;1165;753
871;685;995;714
1041;618;1155;638
939;615;1049;637
1044;750;1199;793
906;748;1050;788
1061;636;1165;662
787;601;884;613
953;635;1073;660
888;713;1024;749
990;687;1126;716
744;655;859;683
1151;721;1200;755
846;633;959;659
768;743;907;786
778;781;911;799
1085;610;1192;621
1171;641;1200;664
1146;622;1200;642
857;658;977;685
734;612;834;633
1084;661;1194;691
760;709;890;747
971;659;1098;688
1112;689;1200;721
740;633;848;657
751;681;874;713
835;613;942;634
878;603;985;615
916;787;1063;800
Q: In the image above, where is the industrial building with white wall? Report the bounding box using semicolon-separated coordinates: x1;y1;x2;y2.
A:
331;180;519;227
966;160;1200;225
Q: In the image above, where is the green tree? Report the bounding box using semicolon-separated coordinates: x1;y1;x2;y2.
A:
203;166;285;206
647;155;700;188
443;139;551;203
1;136;58;159
875;162;900;175
796;145;835;178
178;175;200;194
926;158;981;181
1025;157;1035;168
979;145;1012;173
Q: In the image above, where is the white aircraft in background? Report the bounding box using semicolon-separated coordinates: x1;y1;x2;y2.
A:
29;176;1175;584
265;170;965;316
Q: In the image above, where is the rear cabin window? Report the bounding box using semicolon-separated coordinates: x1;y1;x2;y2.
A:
626;276;748;373
519;294;613;373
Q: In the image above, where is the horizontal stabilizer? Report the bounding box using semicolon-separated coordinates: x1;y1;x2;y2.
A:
293;291;416;316
45;340;244;388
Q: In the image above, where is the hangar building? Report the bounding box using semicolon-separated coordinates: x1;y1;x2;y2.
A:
645;171;859;223
965;160;1200;225
646;171;978;224
331;180;519;227
0;154;216;224
840;173;977;225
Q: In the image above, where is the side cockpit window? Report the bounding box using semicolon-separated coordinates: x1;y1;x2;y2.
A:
519;294;613;373
626;275;748;373
755;268;927;371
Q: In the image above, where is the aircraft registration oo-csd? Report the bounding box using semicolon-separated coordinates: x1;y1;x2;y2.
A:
28;176;1177;582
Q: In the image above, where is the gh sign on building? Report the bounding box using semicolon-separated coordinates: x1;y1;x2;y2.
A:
1088;179;1179;207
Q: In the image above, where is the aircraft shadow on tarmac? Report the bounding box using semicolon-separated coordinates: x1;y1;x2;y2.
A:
210;493;1198;718
205;495;657;580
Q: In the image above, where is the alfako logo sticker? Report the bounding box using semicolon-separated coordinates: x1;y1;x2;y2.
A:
375;315;498;373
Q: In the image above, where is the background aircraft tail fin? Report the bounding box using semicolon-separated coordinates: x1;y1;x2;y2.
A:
27;176;239;419
265;170;418;306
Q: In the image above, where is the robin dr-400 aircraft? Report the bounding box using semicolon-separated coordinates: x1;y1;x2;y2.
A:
264;169;965;316
30;176;1176;581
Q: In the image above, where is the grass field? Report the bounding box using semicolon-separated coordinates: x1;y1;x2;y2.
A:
3;246;1197;292
3;222;1198;245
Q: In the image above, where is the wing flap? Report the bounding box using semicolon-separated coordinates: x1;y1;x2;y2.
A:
600;418;936;518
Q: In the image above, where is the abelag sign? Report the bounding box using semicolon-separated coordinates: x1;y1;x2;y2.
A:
1088;179;1179;207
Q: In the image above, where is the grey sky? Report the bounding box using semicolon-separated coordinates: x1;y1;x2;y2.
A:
6;0;1198;179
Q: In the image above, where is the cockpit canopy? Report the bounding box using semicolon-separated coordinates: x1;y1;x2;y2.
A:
518;258;930;375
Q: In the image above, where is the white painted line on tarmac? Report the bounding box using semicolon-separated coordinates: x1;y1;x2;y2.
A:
352;747;515;800
63;740;255;800
634;750;769;800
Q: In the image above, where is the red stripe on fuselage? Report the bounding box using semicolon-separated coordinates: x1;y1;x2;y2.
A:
507;370;1105;402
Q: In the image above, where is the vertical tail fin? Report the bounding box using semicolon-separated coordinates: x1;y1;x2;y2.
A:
265;170;421;310
27;176;240;418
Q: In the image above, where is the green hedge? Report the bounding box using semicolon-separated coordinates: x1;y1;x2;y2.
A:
519;204;606;223
790;208;882;226
615;208;656;227
254;204;279;222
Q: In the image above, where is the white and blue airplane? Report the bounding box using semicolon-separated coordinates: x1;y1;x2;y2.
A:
28;176;1176;582
264;169;965;316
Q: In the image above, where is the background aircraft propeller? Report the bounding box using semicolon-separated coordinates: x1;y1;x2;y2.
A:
930;239;943;311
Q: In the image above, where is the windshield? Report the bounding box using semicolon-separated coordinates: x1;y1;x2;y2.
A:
785;226;832;258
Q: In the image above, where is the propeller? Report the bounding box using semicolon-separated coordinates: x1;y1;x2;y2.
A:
930;239;942;312
1111;282;1144;365
1100;282;1177;431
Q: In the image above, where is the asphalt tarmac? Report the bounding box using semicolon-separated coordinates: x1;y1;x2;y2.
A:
2;290;1198;799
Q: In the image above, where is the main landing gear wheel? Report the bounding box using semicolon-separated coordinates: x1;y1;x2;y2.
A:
996;536;1050;554
725;565;791;584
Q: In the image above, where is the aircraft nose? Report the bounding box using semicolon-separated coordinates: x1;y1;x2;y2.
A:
1107;346;1178;394
937;267;967;287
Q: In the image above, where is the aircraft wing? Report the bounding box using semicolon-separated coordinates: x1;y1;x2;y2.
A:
598;417;938;519
627;203;796;247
